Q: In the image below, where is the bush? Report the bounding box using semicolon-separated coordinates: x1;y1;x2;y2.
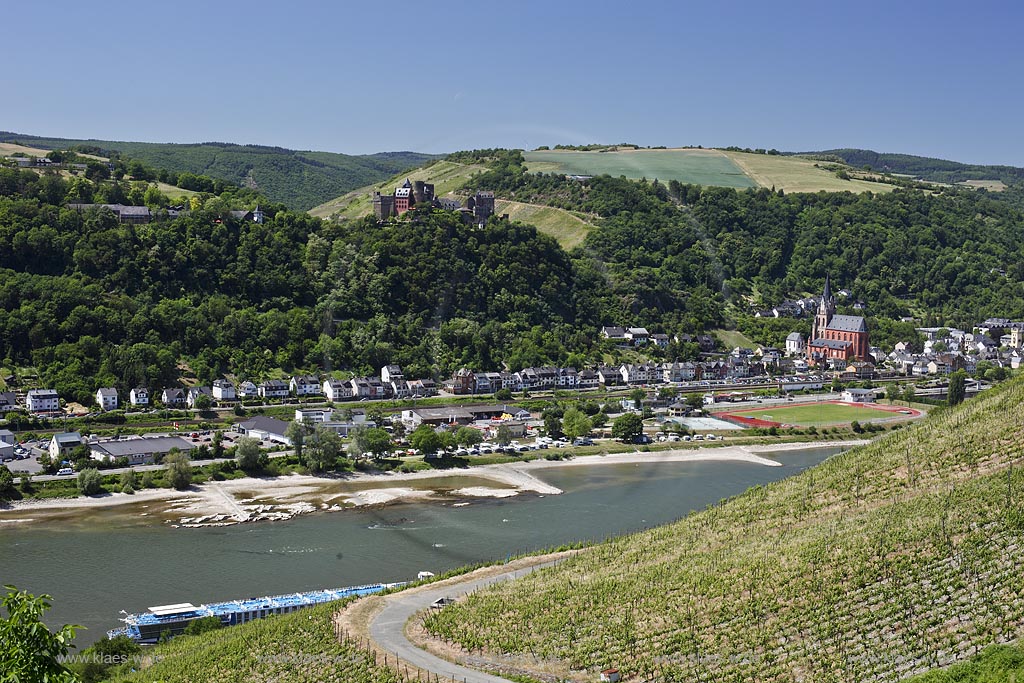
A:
78;468;104;496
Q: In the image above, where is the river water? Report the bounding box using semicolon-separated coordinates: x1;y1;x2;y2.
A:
0;447;843;644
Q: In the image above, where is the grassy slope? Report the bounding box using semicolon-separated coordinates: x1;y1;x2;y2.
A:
312;160;599;251
0;132;436;210
713;328;757;349
493;199;595;250
724;150;894;194
423;377;1024;682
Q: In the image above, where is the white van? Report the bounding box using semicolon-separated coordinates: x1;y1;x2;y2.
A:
57;467;75;476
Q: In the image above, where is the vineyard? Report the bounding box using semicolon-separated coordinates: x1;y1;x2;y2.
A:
106;600;403;683
421;377;1024;682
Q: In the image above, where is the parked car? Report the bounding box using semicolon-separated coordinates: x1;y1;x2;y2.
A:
57;467;74;476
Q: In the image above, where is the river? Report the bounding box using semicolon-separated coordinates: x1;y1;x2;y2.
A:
0;446;843;644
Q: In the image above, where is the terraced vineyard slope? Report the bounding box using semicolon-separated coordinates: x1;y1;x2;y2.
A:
423;378;1024;682
106;601;401;683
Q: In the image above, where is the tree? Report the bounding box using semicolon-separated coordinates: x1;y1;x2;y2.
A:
544;412;564;438
629;388;646;410
494;424;513;446
303;426;343;472
0;465;15;500
494;388;513;401
285;421;306;460
455;426;483;447
349;426;393;458
685;393;705;411
948;370;967;406
211;431;224;459
590;412;608;430
409;424;442;455
903;385;917;404
886;383;901;403
0;586;79;683
561;408;592;441
612;413;644;442
164;450;193;490
193;393;212;411
78;468;104;496
235;436;265;472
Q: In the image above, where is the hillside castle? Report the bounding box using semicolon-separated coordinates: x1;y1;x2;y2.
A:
806;275;869;365
372;179;495;223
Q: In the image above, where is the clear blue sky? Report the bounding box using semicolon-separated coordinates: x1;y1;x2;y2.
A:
6;0;1023;165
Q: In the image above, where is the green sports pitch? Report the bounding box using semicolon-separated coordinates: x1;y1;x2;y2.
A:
523;148;756;188
725;402;915;427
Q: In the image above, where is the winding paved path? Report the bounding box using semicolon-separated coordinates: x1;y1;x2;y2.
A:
367;559;563;683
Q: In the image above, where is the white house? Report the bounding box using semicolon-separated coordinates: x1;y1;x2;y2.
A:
258;380;289;399
234;416;291;445
842;388;876;403
289;375;321;396
625;327;650;345
161;388;186;406
785;332;805;357
129;387;149;407
212;379;236;401
295;408;333;423
187;386;212;408
26;389;59;413
95;387;118;411
381;365;404;383
237;381;259;399
90;435;194;466
49;432;83;460
323;379;354;402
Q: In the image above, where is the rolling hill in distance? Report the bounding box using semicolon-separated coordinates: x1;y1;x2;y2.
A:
0;131;438;210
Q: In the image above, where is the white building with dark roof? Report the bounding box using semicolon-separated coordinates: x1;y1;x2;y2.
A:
96;387;118;411
90;435;194;466
129;387;149;407
27;389;60;413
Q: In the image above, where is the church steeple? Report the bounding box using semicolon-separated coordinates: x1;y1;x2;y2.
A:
811;274;836;344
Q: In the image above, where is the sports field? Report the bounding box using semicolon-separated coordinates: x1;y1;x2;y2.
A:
524;148;756;188
722;401;922;428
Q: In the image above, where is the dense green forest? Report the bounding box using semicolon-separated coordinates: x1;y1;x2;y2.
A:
462;150;1024;330
0;132;437;210
5;147;1024;403
803;147;1024;185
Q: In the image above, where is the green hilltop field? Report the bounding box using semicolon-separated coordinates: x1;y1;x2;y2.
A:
423;377;1024;682
524;146;895;194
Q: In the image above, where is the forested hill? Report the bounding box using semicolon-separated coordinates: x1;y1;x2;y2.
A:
0;132;437;210
460;150;1024;332
802;147;1024;185
0;167;589;403
6;150;1024;402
